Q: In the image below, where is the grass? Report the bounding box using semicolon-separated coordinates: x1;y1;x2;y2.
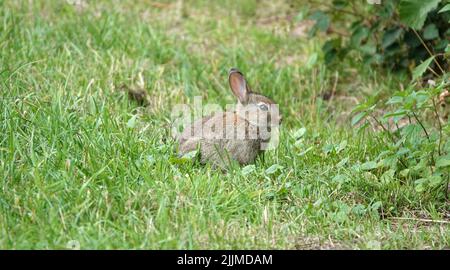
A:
0;0;448;249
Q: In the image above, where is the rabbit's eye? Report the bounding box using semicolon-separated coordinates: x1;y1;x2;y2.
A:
258;103;269;111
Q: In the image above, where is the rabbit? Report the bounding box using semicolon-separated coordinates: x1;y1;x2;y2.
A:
439;90;449;123
177;68;282;169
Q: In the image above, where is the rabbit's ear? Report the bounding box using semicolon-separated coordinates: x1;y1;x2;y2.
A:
229;68;250;104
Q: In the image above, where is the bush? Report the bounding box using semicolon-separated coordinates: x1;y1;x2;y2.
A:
308;0;450;76
305;0;450;199
351;79;450;199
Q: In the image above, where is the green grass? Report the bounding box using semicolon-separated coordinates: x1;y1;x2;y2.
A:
0;0;448;249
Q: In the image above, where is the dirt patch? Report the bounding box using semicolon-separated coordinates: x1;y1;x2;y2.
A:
290;20;315;38
294;236;349;250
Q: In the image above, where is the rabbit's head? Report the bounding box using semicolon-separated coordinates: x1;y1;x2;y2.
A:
228;68;282;129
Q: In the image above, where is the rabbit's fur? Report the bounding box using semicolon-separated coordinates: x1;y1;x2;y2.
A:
178;68;281;169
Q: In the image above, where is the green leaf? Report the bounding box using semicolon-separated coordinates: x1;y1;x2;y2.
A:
168;156;190;165
322;144;334;154
423;24;439;40
332;174;348;184
412;56;434;80
396;147;410;156
435;39;449;51
182;150;198;159
242;164;256;175
360;42;377;55
306;53;318;68
381;169;396;184
309;11;330;33
383;109;408;119
333;209;349;223
127;114;138;128
293;127;306;139
401;124;422;138
169;150;199;164
332;0;348;9
322;38;341;64
298;146;314;156
399;0;442;29
324;49;338;64
428;175;443;187
351;111;367;126
399;169;410;177
361;161;378;171
336;140;347;153
436;156;450;168
352;103;368;113
146;155;155;165
386;96;404;105
371;201;382;211
351;26;370;47
379;1;396;19
382;28;403;49
337;157;349;167
415;178;427;192
438;4;450;13
265;164;283;175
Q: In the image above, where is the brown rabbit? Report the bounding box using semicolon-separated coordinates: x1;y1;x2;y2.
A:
178;68;282;169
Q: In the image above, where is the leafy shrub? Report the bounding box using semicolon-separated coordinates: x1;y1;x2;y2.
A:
351;69;450;199
305;0;450;200
308;0;450;76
